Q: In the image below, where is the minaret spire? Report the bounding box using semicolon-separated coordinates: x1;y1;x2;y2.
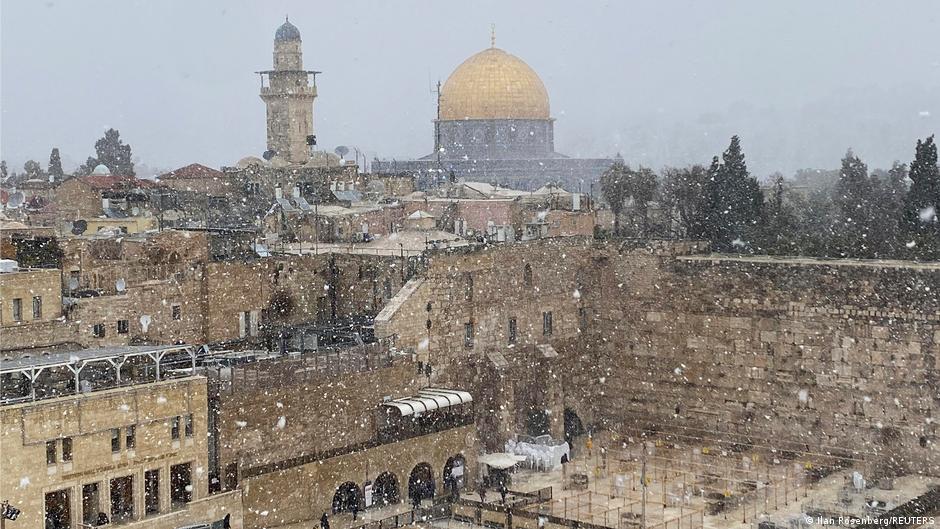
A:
490;23;496;48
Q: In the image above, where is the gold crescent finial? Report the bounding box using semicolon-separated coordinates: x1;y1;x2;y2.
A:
490;23;496;48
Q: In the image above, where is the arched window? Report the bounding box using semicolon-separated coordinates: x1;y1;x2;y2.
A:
465;273;473;301
523;263;533;287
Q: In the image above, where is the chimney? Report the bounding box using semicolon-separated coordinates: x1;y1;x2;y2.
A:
102;198;110;210
275;186;283;199
292;186;301;199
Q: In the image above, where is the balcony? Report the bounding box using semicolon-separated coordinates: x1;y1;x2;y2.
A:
259;85;317;97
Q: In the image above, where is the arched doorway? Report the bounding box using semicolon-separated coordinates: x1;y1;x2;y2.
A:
332;481;362;514
564;408;585;447
442;455;466;497
373;472;400;507
408;463;435;504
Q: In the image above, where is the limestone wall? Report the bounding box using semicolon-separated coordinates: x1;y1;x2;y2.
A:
240;424;475;528
216;358;422;470
594;253;940;473
379;238;940;473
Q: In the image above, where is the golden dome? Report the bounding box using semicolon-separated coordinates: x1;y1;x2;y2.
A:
439;47;550;121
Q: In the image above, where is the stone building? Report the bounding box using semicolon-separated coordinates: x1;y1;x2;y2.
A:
0;349;243;528
0;263;73;352
373;39;615;191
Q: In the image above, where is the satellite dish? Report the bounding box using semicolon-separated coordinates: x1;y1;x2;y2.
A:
262;150;277;161
71;220;88;235
334;146;350;158
7;192;24;208
115;278;126;292
131;206;140;216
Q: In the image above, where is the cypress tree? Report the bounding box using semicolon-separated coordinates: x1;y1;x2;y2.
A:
48;147;64;181
833;150;876;257
703;136;765;252
902;135;940;259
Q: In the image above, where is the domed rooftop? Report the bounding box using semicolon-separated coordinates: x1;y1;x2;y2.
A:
439;47;550;121
92;164;111;176
275;18;301;42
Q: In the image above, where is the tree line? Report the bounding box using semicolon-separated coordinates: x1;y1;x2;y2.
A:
600;135;940;261
1;128;136;184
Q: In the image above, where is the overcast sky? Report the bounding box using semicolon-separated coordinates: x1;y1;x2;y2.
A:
2;0;938;178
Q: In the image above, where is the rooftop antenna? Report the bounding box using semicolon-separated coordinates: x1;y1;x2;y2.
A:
490;23;496;48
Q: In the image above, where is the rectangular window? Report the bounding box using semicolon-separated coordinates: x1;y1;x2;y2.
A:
117;319;129;334
125;425;136;450
508;317;518;344
170;462;193;506
464;322;474;348
110;475;134;522
172;416;181;440
543;311;553;336
93;323;106;338
185;414;194;438
46;440;57;465
62;437;73;462
172;304;182;320
111;428;121;453
82;483;100;526
12;298;22;321
239;311;249;338
145;469;160;515
32;296;42;319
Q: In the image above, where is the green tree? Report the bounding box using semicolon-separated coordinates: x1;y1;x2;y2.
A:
661;165;710;239
621;166;659;237
600;161;630;235
833;150;878;257
702;136;765;252
85;128;135;176
868;162;908;257
0;160;7;182
760;174;799;254
901;135;940;259
48;147;64;181
23;159;44;179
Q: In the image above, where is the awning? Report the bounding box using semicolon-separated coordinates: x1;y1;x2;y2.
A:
383;387;473;417
478;453;526;469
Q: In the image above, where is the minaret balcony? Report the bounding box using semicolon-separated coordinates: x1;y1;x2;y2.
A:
260;85;317;97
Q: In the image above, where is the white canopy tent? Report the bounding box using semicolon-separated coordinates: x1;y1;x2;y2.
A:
477;453;527;470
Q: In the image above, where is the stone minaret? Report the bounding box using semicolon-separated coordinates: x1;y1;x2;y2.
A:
258;18;319;164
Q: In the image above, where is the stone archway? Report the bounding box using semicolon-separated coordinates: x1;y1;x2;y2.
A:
373;472;400;507
332;481;362;514
442;454;466;497
408;463;435;503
